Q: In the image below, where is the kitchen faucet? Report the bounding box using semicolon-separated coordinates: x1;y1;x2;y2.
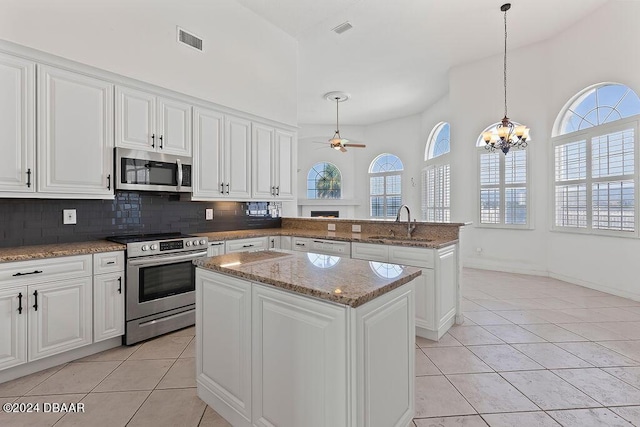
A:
395;204;416;238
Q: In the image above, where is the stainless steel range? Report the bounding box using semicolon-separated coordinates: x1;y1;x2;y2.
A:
107;233;208;345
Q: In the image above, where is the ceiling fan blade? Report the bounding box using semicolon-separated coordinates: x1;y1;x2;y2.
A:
340;146;347;152
343;143;366;148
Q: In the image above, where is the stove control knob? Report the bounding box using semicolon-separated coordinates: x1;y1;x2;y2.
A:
199;239;206;245
141;245;149;251
192;240;200;246
150;244;158;250
185;241;192;247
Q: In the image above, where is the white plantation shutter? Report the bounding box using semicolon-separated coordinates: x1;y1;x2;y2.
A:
554;126;636;232
422;164;450;222
478;150;527;226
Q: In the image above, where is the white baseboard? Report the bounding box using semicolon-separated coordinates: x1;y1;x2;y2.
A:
462;259;549;277
548;271;640;302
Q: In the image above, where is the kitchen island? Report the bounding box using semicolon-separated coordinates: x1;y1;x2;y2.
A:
194;250;421;427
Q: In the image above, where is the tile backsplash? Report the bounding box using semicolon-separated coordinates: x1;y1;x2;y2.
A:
0;192;281;248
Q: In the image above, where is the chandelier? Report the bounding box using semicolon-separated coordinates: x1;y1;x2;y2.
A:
482;3;530;155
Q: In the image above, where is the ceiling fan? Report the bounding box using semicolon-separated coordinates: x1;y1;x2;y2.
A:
317;92;366;152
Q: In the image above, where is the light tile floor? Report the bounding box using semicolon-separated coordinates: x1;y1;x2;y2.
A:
2;268;640;426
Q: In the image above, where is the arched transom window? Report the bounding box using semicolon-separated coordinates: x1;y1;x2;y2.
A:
369;153;404;218
423;122;451;222
307;162;341;199
476;122;528;227
553;83;640;234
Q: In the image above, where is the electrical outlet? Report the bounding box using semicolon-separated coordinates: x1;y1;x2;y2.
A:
352;224;361;233
63;209;77;225
327;223;336;231
205;208;214;220
476;247;483;254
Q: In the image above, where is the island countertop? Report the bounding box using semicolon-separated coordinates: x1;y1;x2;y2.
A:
194;250;421;308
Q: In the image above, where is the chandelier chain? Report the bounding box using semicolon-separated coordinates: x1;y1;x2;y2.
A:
503;7;508;119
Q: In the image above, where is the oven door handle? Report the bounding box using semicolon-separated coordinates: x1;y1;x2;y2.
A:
128;251;207;267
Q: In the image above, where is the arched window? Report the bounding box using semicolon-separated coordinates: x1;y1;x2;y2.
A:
422;122;451;222
369;153;404;218
553;83;640;233
306;162;341;199
477;123;528;227
424;122;450;160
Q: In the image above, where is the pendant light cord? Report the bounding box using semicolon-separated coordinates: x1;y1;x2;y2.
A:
503;7;508;119
335;97;340;134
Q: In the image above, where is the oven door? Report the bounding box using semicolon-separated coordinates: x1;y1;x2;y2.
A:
126;250;206;320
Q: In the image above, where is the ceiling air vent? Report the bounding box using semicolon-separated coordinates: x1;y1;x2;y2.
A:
177;27;203;51
332;21;353;35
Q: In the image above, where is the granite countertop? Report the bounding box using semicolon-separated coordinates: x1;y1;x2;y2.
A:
194;250;422;308
195;228;458;249
0;240;126;263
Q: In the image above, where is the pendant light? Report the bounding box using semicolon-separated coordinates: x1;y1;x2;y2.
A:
482;3;530;155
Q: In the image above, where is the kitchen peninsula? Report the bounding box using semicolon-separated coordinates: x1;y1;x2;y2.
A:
194;250;421;427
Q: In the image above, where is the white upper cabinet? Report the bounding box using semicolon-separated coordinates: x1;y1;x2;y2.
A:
37;65;114;198
251;125;294;200
225;116;252;198
0;53;35;194
116;86;192;156
274;129;295;199
193;109;251;199
193;106;224;198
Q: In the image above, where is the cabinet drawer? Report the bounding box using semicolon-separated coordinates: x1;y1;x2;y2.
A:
291;237;312;252
225;237;269;253
351;243;388;262
93;251;125;275
311;239;351;256
0;255;92;287
388;246;434;269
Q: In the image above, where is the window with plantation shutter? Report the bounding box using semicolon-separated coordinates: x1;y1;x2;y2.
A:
476;122;529;228
369;153;403;218
553;83;640;235
422;122;451;222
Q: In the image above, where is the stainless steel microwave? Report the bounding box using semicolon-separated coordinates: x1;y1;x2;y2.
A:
115;148;192;192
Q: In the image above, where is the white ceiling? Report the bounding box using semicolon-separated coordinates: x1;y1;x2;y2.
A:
236;0;613;126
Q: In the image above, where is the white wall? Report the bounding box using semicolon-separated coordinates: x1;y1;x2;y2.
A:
0;0;298;125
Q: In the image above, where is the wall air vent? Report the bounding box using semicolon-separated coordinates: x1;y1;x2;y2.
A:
177;27;203;51
332;21;353;35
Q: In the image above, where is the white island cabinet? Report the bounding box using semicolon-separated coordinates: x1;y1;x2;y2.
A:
195;250;420;427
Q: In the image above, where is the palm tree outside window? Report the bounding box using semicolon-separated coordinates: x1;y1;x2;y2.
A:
307;162;342;199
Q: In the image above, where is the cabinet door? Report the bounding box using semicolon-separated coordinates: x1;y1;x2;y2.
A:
93;272;125;342
252;284;347;427
28;277;92;361
274;130;295;199
196;271;252;424
193;107;224;198
224;116;251;198
252;123;275;199
115;86;156;151
414;268;435;331
0;54;35;193
37;65;114;197
0;286;27;371
158;97;192;156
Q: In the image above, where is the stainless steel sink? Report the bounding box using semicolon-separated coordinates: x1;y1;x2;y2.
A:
365;235;433;242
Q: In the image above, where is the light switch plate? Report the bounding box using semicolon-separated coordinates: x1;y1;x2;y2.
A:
352;224;361;233
205;208;214;220
327;223;336;231
63;209;77;225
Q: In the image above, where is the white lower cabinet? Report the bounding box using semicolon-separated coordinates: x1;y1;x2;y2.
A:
207;241;226;257
0;286;27;370
352;242;458;341
196;268;415;427
196;272;252;426
93;252;125;342
28;277;93;361
0;251;126;373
